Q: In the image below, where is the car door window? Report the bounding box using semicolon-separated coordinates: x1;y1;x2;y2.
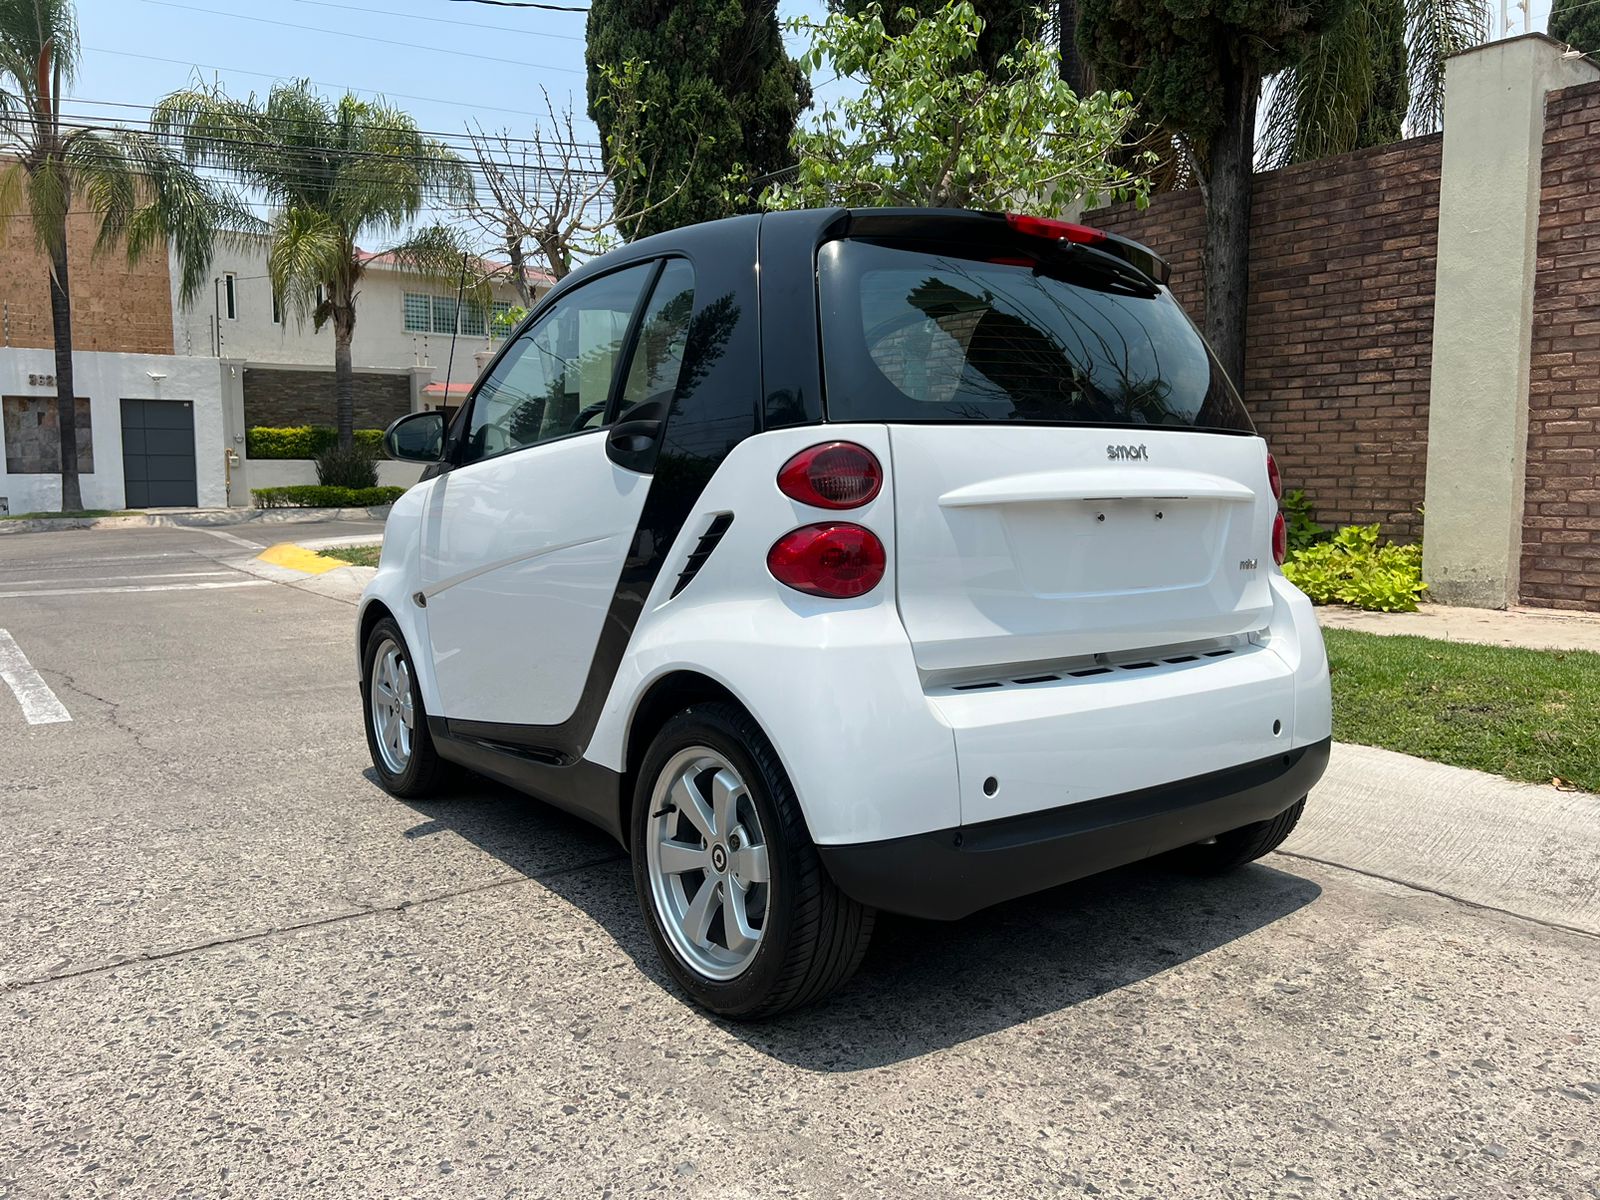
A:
462;263;653;463
616;259;696;423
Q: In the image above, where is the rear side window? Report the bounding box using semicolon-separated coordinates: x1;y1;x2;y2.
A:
818;240;1252;433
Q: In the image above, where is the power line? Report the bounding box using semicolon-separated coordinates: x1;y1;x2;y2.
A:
54;100;608;159
445;0;589;9
285;0;584;40
136;0;587;75
82;46;593;125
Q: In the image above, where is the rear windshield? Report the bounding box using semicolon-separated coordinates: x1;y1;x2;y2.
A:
817;239;1253;433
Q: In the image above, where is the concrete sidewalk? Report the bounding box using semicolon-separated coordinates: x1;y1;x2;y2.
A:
1288;742;1600;936
0;505;392;536
1318;601;1600;653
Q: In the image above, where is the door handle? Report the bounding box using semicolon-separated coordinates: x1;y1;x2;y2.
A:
607;419;662;454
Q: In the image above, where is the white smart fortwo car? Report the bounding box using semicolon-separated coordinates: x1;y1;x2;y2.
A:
359;208;1332;1017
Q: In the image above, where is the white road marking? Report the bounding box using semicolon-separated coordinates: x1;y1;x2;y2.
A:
0;580;273;600
0;571;238;588
193;528;265;550
0;629;71;725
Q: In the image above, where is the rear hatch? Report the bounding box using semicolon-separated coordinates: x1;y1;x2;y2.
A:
817;218;1276;675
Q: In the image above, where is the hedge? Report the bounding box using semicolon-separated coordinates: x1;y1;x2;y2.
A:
246;426;385;459
251;485;406;509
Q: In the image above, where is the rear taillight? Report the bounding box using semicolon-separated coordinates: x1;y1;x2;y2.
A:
1266;452;1282;502
767;523;886;598
777;442;882;509
1272;512;1287;566
1005;212;1107;245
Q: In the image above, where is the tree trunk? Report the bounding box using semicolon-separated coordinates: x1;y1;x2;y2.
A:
48;234;84;513
333;302;356;451
1058;0;1087;95
1201;67;1258;396
507;239;535;305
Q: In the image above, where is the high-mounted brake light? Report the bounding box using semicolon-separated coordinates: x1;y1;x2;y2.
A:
1005;212;1107;246
767;523;886;599
1266;452;1283;502
777;442;882;509
1272;512;1288;567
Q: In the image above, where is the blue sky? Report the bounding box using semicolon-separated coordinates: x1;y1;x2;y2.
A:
71;0;842;150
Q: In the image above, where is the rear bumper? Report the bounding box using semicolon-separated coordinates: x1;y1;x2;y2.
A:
817;737;1331;921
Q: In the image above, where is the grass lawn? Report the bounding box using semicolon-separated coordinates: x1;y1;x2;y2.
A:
322;544;382;568
1324;628;1600;792
2;509;144;520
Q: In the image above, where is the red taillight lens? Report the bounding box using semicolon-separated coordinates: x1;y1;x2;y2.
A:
777;441;882;509
1266;452;1282;501
1005;212;1107;245
767;523;886;598
1272;511;1287;566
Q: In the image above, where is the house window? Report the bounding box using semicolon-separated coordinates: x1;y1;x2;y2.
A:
223;273;237;320
403;292;431;333
490;301;513;339
404;292;496;338
271;289;282;325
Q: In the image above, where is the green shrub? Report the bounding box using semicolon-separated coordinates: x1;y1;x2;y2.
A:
1280;488;1327;553
246;426;384;459
1283;524;1427;613
251;485;406;509
315;443;379;489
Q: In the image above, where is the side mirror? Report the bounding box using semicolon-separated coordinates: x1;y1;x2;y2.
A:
383;410;446;463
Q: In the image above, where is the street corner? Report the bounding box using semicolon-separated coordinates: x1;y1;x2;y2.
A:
256;542;354;577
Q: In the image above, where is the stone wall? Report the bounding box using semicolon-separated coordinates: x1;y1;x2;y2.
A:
242;367;411;429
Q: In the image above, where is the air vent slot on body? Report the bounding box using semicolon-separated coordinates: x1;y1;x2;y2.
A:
670;513;734;598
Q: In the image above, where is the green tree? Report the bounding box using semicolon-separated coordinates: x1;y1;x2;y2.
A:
832;0;1037;70
0;0;243;511
1079;0;1337;389
585;0;809;237
765;3;1148;213
1260;0;1485;168
154;81;471;449
1551;0;1600;52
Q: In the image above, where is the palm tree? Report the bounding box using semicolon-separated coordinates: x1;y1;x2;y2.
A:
1261;0;1490;167
0;0;243;510
154;81;471;449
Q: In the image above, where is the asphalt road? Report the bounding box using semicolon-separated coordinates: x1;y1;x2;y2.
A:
1;523;1596;1199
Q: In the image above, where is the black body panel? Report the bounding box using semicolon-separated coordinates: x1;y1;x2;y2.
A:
818;739;1332;921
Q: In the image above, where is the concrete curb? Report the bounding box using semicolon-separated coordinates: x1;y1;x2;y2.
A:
0;506;392;535
1287;742;1600;936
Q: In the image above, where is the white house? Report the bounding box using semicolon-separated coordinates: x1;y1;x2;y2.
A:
168;237;551;398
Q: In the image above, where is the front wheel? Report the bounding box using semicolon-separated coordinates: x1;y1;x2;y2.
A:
362;618;450;798
632;702;875;1018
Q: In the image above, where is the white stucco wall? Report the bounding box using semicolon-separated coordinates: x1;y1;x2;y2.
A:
0;348;227;513
247;459;424;490
169;240;539;389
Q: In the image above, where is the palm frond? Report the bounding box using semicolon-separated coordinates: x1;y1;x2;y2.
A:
267;205;345;324
384;223;493;308
1406;0;1490;133
1261;0;1381;169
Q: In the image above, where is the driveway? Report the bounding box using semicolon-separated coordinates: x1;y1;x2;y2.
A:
1;524;1595;1199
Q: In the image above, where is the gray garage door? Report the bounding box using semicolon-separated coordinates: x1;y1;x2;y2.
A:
121;399;197;508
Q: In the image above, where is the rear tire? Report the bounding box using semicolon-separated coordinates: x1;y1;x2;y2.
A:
632;702;875;1018
1174;797;1306;873
361;618;450;798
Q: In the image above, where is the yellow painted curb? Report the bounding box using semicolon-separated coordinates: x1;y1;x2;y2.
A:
257;543;349;576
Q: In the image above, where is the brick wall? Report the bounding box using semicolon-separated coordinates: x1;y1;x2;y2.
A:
0;212;175;355
242;368;410;429
1087;134;1443;542
1525;80;1600;611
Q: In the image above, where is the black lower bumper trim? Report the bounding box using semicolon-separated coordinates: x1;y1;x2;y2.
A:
818;738;1332;921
